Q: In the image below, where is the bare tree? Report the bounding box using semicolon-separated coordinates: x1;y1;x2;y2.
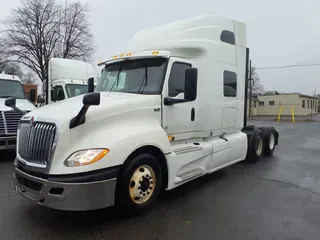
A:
1;0;60;81
0;43;26;78
249;66;264;95
250;66;264;95
0;61;24;78
54;2;94;62
1;0;94;82
21;72;36;84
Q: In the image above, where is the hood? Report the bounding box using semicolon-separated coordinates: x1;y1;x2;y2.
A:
0;98;36;112
22;92;161;130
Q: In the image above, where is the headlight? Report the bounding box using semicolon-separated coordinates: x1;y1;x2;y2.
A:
64;149;109;167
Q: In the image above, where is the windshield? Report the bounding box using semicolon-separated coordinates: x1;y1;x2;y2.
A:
95;58;168;94
0;79;25;99
65;84;92;98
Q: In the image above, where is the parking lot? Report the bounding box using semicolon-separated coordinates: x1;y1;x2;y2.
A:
1;120;320;240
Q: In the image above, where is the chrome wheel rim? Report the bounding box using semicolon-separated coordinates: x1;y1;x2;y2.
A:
255;136;263;156
129;165;156;204
269;132;275;150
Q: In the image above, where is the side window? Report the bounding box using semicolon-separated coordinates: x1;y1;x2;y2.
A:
220;30;235;45
168;62;191;97
223;71;237;97
55;85;65;101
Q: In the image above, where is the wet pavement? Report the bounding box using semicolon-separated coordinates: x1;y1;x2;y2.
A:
1;120;320;240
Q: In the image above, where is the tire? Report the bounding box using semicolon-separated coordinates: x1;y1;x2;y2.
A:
246;128;264;163
261;127;276;156
115;152;162;216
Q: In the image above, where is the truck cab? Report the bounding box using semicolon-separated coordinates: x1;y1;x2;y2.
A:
44;58;96;105
50;79;97;102
0;73;36;150
12;14;278;215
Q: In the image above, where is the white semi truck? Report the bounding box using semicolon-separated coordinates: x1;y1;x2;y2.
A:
10;14;279;215
40;58;96;106
0;74;36;150
1;58;94;150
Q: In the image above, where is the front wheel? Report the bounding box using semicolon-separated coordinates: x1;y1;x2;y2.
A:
115;153;162;216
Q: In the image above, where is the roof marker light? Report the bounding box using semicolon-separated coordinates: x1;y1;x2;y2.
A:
152;51;159;55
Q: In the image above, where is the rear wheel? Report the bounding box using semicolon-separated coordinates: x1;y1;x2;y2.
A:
246;128;264;162
261;127;276;156
115;153;162;216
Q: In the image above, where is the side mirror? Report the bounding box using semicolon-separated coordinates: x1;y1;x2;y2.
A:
184;68;198;101
51;89;57;102
70;92;101;129
38;96;45;104
5;97;25;115
83;92;100;106
5;97;16;108
30;89;36;103
88;77;95;93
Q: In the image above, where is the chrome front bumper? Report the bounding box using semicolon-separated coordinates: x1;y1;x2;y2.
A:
13;167;118;211
0;135;16;150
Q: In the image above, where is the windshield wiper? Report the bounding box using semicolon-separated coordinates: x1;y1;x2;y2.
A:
109;65;122;92
0;96;13;98
138;64;148;94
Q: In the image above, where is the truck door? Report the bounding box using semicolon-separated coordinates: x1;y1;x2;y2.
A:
161;58;196;140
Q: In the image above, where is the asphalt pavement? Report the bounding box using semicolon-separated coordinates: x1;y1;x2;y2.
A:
1;120;320;240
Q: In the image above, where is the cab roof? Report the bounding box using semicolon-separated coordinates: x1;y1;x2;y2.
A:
97;50;171;66
0;73;22;82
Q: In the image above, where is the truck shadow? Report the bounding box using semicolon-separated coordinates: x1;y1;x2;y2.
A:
10;157;281;239
21;158;278;235
21;155;275;238
0;150;16;162
23;168;228;232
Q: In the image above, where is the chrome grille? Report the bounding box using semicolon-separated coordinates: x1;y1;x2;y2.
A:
0;112;5;135
18;121;57;166
0;111;24;135
4;111;24;134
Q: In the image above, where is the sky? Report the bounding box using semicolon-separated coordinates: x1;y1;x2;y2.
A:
1;0;320;95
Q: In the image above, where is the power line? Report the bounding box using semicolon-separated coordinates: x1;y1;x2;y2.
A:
256;63;320;70
297;59;320;65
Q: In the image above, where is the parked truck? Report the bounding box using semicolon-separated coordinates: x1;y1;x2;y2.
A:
40;58;97;105
0;73;36;150
9;14;279;215
1;58;95;150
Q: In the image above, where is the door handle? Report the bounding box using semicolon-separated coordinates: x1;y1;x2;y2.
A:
191;108;195;121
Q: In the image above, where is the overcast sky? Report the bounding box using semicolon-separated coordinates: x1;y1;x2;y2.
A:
1;0;320;95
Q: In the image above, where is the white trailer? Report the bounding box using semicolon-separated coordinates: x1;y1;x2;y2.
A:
12;14;279;215
0;74;36;150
